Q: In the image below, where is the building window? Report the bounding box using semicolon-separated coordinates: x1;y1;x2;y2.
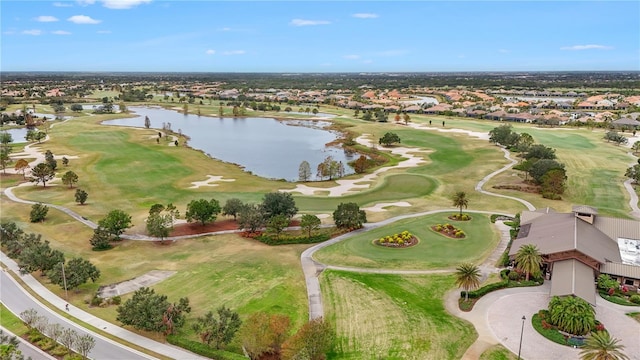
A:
624;279;634;286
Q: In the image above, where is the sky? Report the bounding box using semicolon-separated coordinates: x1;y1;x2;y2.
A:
1;0;639;72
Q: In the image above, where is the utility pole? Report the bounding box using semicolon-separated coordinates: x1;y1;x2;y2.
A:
61;262;68;300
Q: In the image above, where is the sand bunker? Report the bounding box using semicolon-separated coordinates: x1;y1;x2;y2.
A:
189;175;236;189
362;202;412;212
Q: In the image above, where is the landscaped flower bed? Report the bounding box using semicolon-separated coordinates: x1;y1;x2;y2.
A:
448;213;471;221
431;223;466;238
374;230;418;248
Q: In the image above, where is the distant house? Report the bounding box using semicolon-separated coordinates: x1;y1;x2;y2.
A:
509;206;640;305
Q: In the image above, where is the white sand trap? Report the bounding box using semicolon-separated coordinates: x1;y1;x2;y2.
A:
407;123;490;140
189;175;236;188
97;270;176;298
281;134;430;197
362;201;412;212
316;214;331;219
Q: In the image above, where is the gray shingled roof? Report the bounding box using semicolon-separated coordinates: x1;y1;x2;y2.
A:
550;259;597;305
600;262;640;279
510;212;622;264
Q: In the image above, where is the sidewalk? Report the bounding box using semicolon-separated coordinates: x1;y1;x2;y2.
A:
1;252;209;360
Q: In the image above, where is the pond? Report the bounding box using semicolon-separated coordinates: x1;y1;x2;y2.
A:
1;127;34;143
102;106;356;181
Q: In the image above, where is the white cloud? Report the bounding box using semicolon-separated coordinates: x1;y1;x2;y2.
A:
352;13;378;19
362;59;373;64
97;30;111;33
220;27;232;32
22;29;42;35
36;15;59;22
205;49;215;55
3;31;16;35
67;15;102;24
343;54;360;60
290;19;331;26
320;62;332;67
498;49;510;53
53;2;74;7
52;30;72;35
560;44;613;51
222;50;245;55
76;0;95;6
101;0;152;9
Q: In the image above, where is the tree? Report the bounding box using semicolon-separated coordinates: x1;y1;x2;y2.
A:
62;156;69;167
0;131;13;174
117;287;190;334
298;160;311;181
19;309;40;329
30;202;49;223
625;164;640;184
579;331;629;360
0;222;24;257
185;198;221;226
75;189;88;205
604;131;628;145
261;192;298;220
455;263;481;301
144;115;151;129
14;159;29;179
548;296;595;336
300;214;321;239
18;239;64;275
0;329;26;360
403;113;411;125
239;312;291;360
222;198;244;220
30;163;55;187
541;168;567;198
47;257;100;290
191;306;242;350
60;328;77;355
525;144;556;160
62;170;79;189
379;132;401;146
76;334;96;360
98;210;132;240
451;191;469;216
529;159;565;184
282;318;334;360
146;203;179;241
44;150;57;170
237;204;266;232
89;226;112;250
515;244;542;281
316;156;343;181
332;202;367;229
47;323;64;344
632;141;640;155
266;214;289;241
353;155;370;174
513;159;536;181
489;124;521;147
70;104;83;112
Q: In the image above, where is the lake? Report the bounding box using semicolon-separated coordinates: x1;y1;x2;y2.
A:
2;127;32;143
102;106;356;181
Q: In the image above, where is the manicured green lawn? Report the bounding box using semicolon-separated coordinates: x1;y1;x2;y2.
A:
322;271;476;360
314;213;498;269
0;303;27;336
479;344;517;360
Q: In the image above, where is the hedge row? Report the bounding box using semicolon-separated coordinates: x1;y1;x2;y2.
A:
166;335;246;360
255;233;331;245
461;278;543;299
598;291;640;307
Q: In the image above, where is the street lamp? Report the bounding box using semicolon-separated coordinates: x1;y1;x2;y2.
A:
517;315;526;360
60;262;68;300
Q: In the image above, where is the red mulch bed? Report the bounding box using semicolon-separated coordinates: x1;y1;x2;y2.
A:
169;218;301;237
374;236;419;248
430;226;466;239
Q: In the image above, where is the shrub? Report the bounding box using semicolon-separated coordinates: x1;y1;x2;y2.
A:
111;295;122;305
630;295;640;304
508;271;521;281
255;233;330;245
166;335;246;360
461;214;469;220
90;295;102;307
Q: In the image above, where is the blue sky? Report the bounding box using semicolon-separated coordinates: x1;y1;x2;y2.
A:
1;0;639;72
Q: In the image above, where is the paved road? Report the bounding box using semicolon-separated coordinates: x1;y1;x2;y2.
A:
1;253;209;360
1;270;154;360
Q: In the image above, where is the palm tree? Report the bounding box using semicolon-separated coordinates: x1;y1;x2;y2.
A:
452;191;469;217
455;263;481;301
580;331;629;360
548;296;595;336
515;244;542;281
